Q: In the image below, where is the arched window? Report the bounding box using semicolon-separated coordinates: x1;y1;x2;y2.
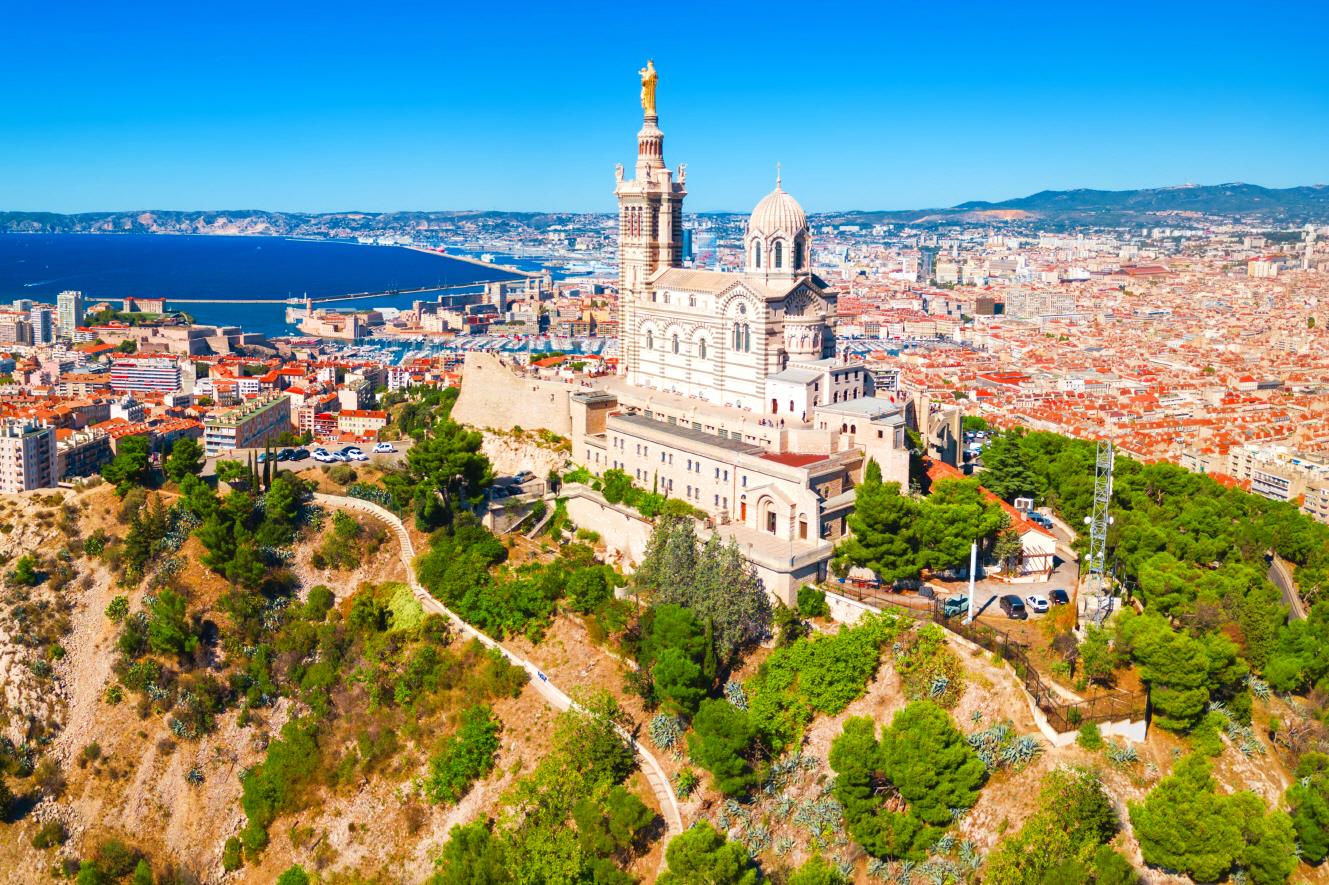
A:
774;241;783;269
645;330;654;351
794;236;804;269
688;294;696;308
743;324;752;352
733;322;742;350
753;241;762;268
672;334;679;354
698;339;707;360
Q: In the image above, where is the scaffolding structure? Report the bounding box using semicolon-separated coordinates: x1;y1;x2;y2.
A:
1083;440;1115;624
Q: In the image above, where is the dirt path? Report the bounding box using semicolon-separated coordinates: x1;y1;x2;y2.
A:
312;493;685;854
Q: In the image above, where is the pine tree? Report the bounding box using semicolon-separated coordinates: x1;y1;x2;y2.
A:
836;476;922;583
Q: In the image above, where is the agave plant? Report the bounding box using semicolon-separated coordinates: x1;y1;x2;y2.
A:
959;840;981;871
724;680;749;710
936;832;956;854
1001;735;1044;768
1105;741;1139;766
866;857;891;881
648;713;683;751
1246;675;1271;700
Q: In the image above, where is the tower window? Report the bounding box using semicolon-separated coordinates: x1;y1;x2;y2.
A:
774;241;783;269
753;241;762;268
645;330;653;350
698;339;707;360
672;334;679;354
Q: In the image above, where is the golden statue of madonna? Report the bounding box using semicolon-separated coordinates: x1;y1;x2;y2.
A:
639;60;658;115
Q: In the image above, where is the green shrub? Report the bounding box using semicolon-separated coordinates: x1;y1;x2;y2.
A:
797;585;830;618
222;836;243;871
984;767;1120;884
1076;722;1103;750
239;718;320;855
688;699;762;797
424;705;501;805
748;612;905;750
1130;754;1295;884
326;464;358;485
657;822;758;885
830;701;986;860
104;595;129;623
276;865;311;885
31;820;67;849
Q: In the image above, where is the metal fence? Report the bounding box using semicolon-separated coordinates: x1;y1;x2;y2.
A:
830;583;1147;731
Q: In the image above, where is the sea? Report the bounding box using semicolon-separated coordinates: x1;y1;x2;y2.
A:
0;233;534;339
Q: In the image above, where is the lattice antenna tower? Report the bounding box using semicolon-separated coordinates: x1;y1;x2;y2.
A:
1084;440;1115;622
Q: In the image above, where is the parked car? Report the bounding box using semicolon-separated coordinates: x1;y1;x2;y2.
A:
942;595;970;617
313;449;335;463
256;452;269;463
373;442;396;454
276;448;295;462
342;447;368;462
1026;595;1050;614
999;594;1028;619
1049;588;1070;606
514;470;534;482
290;448;310;461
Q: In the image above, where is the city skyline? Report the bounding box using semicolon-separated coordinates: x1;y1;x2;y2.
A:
4;0;1327;214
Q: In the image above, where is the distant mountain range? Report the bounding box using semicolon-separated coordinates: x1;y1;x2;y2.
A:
2;183;1326;236
828;183;1329;227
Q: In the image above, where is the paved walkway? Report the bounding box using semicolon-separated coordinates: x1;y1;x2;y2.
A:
312;492;685;842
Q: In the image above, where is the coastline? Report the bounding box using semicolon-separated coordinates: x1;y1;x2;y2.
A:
404;244;541;279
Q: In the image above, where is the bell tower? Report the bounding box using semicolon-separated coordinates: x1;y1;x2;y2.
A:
615;60;686;379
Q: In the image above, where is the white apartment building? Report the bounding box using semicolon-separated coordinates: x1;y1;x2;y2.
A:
0;419;57;493
110;357;182;393
57;290;85;339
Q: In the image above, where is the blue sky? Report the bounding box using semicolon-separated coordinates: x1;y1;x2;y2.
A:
3;0;1325;213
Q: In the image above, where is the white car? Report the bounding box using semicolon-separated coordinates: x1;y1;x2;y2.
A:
1025;595;1050;614
347;450;368;462
373;442;396;454
313;450;335;463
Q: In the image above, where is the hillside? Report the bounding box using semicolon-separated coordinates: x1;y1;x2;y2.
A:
6;406;1329;884
4;182;1327;239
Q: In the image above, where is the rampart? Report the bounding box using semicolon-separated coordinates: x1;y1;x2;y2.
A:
451;351;573;436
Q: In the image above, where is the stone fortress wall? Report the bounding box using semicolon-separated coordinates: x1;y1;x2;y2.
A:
450;352;573;436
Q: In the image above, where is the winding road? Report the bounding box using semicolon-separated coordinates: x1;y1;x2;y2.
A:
1269;554;1308;621
312;493;685;841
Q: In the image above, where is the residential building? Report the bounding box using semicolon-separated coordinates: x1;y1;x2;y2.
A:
110;357;182;393
30;306;54;345
55;428;113;479
203;393;291;455
337;409;388;438
58;290;85;339
0;419;57;492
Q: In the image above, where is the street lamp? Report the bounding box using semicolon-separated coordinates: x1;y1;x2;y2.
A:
965;539;978;624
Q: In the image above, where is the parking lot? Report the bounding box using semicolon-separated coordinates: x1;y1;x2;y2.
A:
203;440;413;478
917;550;1080;625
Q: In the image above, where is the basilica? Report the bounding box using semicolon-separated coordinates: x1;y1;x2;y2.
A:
614;69;864;419
456;62;911;602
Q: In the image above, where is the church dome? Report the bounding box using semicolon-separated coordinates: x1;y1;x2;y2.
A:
745;174;810;276
747;179;808;240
